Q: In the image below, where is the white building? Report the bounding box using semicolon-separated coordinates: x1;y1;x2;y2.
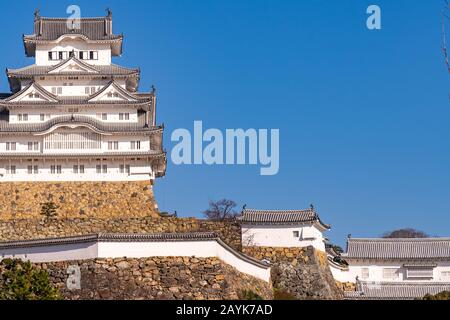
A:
0;11;166;182
329;237;450;299
239;208;330;252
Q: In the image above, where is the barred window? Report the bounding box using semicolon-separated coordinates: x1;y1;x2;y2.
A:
406;268;433;279
44;132;101;150
361;268;370;279
7;166;16;175
382;268;399;280
6;142;16;151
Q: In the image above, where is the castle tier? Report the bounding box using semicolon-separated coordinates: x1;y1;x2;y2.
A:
0;11;166;183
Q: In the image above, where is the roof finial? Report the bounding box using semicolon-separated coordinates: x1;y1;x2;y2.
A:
34;8;40;20
310;203;314;210
106;8;112;18
347;233;352;239
151;85;156;94
242;204;247;211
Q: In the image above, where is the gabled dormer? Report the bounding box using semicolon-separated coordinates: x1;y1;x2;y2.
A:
88;81;139;103
47;56;100;74
4;82;58;103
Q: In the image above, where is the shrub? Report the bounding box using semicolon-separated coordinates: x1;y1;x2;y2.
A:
423;291;450;300
40;201;59;219
238;289;263;300
0;259;61;300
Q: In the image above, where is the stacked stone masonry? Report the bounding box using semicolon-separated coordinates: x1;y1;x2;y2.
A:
0;181;159;219
243;246;343;300
0;217;242;251
33;257;273;300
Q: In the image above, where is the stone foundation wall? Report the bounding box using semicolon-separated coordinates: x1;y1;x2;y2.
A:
243;246;343;300
34;257;272;300
0;181;159;220
0;217;242;251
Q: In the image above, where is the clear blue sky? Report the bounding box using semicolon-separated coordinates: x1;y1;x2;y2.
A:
1;1;449;246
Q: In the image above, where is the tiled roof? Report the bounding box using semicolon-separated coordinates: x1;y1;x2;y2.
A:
343;238;450;260
344;281;450;300
0;81;152;107
23;13;123;57
7;63;139;77
0;232;219;249
239;208;330;229
0;232;269;269
0;114;160;134
26;16;121;42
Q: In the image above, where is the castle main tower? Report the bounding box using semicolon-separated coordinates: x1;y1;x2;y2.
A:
0;11;166;219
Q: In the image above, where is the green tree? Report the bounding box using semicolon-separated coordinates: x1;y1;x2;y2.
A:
423;291;450;300
0;259;61;300
40;201;59;220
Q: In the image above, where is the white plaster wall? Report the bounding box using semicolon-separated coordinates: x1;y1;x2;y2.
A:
242;224;326;252
0;242;98;262
9;107;140;124
0;159;154;182
0;240;271;282
330;260;450;284
36;41;111;66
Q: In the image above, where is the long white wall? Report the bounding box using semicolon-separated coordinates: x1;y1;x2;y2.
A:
329;260;450;284
242;224;326;252
0;239;271;282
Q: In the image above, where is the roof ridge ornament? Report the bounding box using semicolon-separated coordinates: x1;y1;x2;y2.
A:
34;9;40;21
106;8;112;19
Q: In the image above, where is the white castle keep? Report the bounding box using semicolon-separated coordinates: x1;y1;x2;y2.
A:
0;10;166;183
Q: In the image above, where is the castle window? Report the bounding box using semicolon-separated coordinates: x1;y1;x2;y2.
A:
40;114;45;121
293;231;299;238
89;51;98;60
382;268;399;280
79;51;87;60
6;142;16;151
119;113;130;121
102;113;108;120
108;141;119;150
18;114;28;121
131;141;141;150
102;165;107;174
7;166;16;175
361;268;370;279
52;87;62;95
49;51;58;60
73;165;84;174
57;165;62;174
28;142;39;151
28;165;38;174
96;165;101;174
